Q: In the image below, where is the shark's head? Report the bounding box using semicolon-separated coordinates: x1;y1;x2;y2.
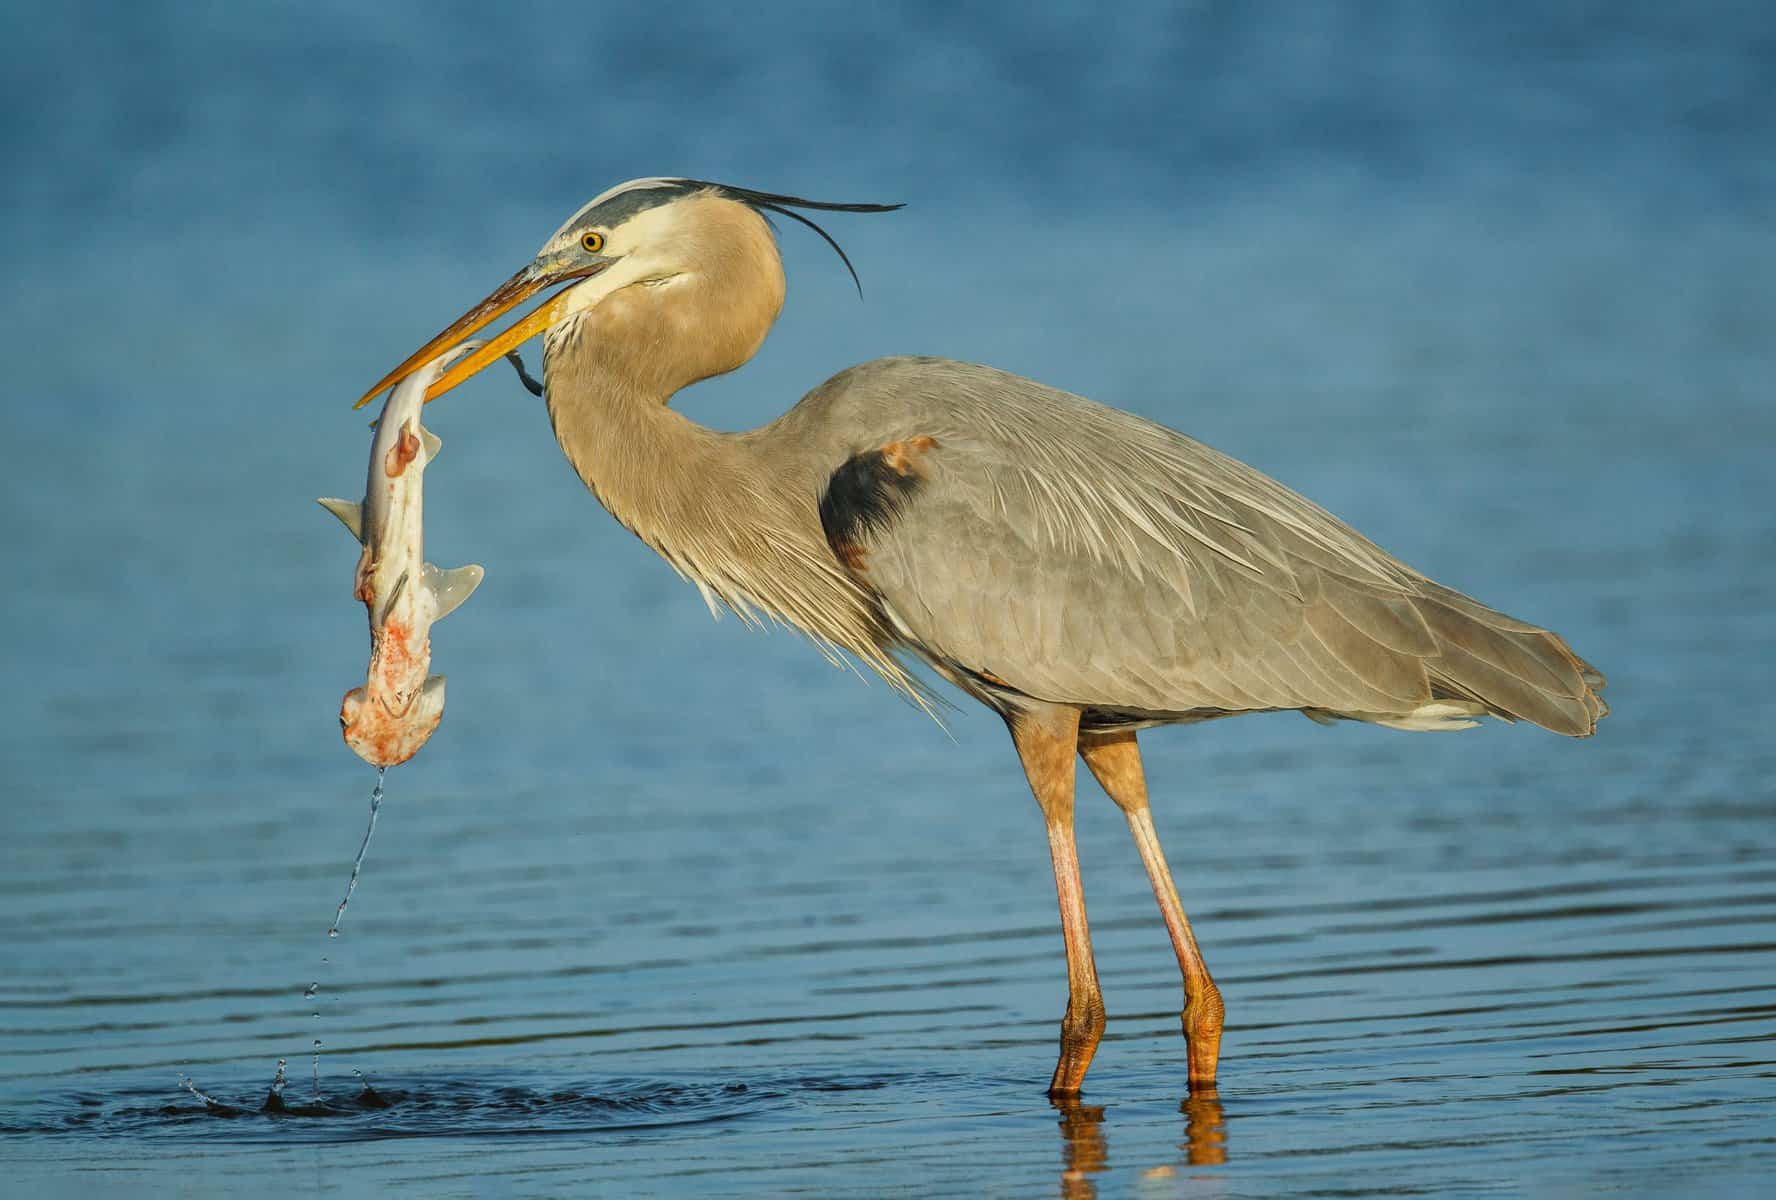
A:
339;676;448;767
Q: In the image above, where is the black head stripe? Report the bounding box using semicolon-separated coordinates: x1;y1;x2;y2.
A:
563;181;697;238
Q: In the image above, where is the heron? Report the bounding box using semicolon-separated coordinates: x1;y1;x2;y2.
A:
355;177;1607;1097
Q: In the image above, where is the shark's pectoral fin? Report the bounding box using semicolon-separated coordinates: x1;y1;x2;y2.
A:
418;425;442;461
424;563;484;620
317;497;365;542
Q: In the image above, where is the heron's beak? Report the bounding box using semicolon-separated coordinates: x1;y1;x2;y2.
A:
353;255;613;409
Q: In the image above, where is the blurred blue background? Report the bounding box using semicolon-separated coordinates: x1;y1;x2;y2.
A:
2;3;1772;1196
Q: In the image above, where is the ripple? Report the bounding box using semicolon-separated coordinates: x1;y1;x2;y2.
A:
9;1072;782;1141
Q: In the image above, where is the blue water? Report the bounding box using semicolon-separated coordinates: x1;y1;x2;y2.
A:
3;3;1774;1196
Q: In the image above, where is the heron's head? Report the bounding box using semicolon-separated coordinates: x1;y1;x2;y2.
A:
355;178;900;409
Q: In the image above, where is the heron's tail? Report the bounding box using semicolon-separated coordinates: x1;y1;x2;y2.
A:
1412;581;1608;737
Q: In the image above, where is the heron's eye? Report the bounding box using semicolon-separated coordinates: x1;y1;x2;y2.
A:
580;231;605;253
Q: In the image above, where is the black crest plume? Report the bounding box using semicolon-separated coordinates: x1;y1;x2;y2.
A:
672;179;903;296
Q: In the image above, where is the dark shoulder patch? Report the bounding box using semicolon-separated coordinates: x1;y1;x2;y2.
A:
819;437;940;572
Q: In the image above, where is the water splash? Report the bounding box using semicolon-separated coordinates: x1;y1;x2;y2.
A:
350;1067;392;1108
177;1073;224;1108
329;767;385;937
263;1058;289;1111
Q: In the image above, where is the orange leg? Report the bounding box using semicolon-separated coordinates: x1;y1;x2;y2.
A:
1009;705;1105;1097
1079;729;1224;1091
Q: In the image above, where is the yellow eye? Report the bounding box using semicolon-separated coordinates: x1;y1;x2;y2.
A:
580;230;605;253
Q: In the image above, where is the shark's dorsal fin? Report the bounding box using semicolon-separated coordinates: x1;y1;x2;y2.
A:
424;563;484;620
418;425;442;461
317;497;365;542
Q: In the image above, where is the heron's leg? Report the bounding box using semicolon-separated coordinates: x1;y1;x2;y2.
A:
1009;705;1104;1097
1079;729;1224;1090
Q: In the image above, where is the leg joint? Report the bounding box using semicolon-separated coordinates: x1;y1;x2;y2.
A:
1063;993;1108;1045
1079;729;1150;813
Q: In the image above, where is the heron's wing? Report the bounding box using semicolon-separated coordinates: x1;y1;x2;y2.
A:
822;360;1605;735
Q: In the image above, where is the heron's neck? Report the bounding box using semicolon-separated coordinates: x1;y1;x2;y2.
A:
541;336;900;683
542;346;730;547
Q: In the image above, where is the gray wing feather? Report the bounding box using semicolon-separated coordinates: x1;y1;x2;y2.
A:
794;358;1607;736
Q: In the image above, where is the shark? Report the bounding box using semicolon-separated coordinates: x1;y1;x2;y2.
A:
320;343;485;767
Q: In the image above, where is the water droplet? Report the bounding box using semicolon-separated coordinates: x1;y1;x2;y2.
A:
327;926;340;938
304;982;319;1000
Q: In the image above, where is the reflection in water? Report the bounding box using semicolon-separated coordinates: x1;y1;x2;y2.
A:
1056;1090;1229;1196
1053;1099;1108;1199
1181;1089;1228;1167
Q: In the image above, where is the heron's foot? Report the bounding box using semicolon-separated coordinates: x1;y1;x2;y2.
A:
1047;995;1107;1097
1183;982;1225;1091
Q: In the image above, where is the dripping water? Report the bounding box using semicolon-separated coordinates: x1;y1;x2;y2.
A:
309;767;386;1102
330;766;385;937
305;979;320;1099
